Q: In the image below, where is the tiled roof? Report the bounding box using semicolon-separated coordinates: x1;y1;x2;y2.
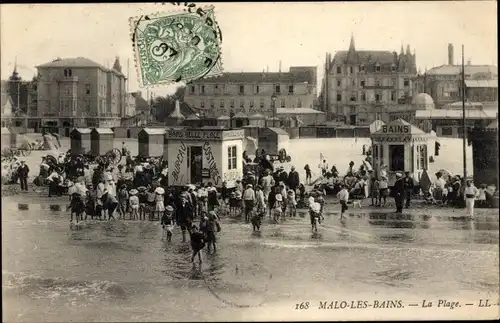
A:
332;51;397;65
415;109;497;119
426;65;497;76
277;108;325;115
465;79;498;88
36;57;125;76
37;57;106;69
191;70;315;84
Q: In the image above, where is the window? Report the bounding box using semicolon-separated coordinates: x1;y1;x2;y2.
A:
375;65;381;72
361;92;366;101
441;127;453;136
297;99;302;108
391;65;396;72
336;66;342;74
350;95;356;102
350;106;356;114
337;80;341;87
200;100;205;108
375;93;381;102
239;100;244;108
352;79;356;86
360;80;365;87
255;85;260;94
201;85;205;94
250;99;254;108
349;66;353;74
392;78;397;86
63;69;72;77
210;99;215;108
239;85;244;94
220;100;224;108
260;99;264;108
288;85;294;94
64;86;70;95
281;99;285;108
404;79;410;86
190;85;195;94
274;84;281;94
85;84;91;95
360;65;365;72
391;91;396;101
230;99;234;108
336;94;342;102
228;146;237;170
375;80;380;87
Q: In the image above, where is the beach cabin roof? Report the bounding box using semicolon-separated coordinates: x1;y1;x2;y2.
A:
185;114;200;120
217;115;230;120
92;128;114;134
262;127;289;136
372;118;425;135
248;113;266;120
71;128;92;134
140;128;166;135
233;112;248;119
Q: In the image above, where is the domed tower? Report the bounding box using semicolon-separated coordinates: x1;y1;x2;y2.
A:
412;93;435;110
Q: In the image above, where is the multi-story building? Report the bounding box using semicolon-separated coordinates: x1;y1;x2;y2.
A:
35;56;127;132
320;36;418;125
183;66;317;120
415;43;497;109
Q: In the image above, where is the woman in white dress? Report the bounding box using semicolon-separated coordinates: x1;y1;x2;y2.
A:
154;188;165;221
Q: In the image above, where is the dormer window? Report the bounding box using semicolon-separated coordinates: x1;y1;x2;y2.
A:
375;64;381;72
336;66;342;74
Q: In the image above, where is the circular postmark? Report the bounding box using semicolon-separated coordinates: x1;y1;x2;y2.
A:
135;8;222;85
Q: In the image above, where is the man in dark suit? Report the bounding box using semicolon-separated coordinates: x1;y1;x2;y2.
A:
403;171;414;208
17;160;30;191
393;173;405;213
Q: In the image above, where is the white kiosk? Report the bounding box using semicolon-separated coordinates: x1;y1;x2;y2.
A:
371;119;431;186
166;128;245;188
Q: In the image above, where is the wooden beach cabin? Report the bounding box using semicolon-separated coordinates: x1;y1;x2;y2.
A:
90;128;115;156
70;128;92;155
138;128;166;157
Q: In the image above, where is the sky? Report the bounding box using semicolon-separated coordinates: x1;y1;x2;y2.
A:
1;2;497;97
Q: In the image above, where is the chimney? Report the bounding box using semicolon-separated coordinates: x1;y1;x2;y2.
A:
448;43;454;65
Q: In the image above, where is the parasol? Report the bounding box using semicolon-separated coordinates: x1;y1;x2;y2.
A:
436;168;452;182
137;186;147;192
129;189;139;195
155;187;165;194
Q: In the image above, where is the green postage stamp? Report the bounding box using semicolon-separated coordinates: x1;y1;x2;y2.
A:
130;6;223;87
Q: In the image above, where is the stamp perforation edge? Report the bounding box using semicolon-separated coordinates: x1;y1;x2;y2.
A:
128;4;224;89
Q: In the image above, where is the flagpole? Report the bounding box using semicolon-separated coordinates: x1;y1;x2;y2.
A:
461;44;467;181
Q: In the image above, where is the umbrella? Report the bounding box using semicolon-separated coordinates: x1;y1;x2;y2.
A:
436;169;452;182
137;186;147;192
155;187;165;194
129;189;139;195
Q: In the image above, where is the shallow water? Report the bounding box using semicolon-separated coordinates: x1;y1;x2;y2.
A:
2;195;498;321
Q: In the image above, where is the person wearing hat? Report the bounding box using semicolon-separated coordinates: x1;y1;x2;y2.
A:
403;171;414;208
161;205;175;242
285;189;297;217
464;180;479;219
17;160;30;191
101;188;118;221
287;166;300;193
175;191;194;242
378;175;389;207
272;193;283;223
243;183;256;223
128;189;140;220
255;185;266;216
393;172;405;213
117;184;129;219
204;210;220;253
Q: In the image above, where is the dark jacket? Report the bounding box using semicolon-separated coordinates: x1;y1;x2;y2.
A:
393;178;405;195
287;171;300;190
403;176;414;190
17;164;30;177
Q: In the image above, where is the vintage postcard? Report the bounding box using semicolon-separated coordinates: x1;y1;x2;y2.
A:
1;2;498;322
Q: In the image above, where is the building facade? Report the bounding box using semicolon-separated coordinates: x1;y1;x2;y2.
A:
320;36;418;125
414;43;498;109
183;66;317;119
1;66;38;128
35;57;127;131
